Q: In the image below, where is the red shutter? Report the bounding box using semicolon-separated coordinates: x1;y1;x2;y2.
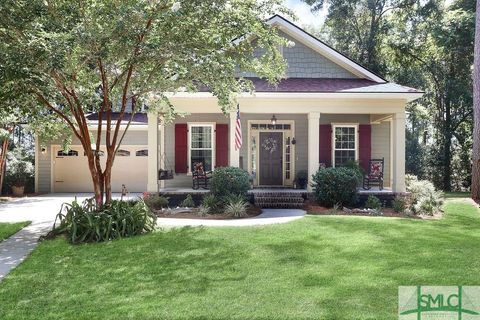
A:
215;124;228;168
319;125;332;167
358;124;372;172
175;124;188;173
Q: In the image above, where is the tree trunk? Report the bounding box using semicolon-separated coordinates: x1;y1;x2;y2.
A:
472;0;480;200
444;102;452;192
0;131;11;195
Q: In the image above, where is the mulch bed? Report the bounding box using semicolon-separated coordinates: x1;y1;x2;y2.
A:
304;200;425;219
155;205;262;220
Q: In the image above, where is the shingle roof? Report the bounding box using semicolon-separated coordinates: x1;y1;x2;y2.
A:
197;77;420;94
86;112;147;125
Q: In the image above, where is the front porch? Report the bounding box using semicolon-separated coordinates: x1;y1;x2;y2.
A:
146;98;407;195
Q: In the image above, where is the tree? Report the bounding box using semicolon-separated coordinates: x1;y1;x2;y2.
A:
472;0;480;200
0;0;289;206
302;0;415;73
386;0;475;191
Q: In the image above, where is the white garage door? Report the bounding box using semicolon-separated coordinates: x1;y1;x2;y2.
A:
53;146;148;192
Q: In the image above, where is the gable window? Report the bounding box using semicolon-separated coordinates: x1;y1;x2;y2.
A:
333;125;358;167
189;124;214;172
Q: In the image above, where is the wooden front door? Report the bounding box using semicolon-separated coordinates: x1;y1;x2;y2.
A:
259;132;283;185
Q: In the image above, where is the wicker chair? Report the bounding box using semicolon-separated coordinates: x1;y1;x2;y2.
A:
362;158;384;190
192;162;211;190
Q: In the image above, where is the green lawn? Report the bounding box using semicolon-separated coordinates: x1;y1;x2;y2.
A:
0;222;29;242
0;200;479;319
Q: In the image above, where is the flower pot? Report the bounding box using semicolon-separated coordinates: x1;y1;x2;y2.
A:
11;185;25;197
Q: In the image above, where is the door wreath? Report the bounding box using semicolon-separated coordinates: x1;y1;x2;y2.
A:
261;137;278;154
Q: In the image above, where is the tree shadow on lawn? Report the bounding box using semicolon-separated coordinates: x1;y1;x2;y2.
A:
0;226;252;318
262;209;480;318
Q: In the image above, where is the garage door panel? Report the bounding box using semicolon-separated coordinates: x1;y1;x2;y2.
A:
54;146;148;193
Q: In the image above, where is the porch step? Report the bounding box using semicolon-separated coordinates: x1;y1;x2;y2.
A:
253;192;305;209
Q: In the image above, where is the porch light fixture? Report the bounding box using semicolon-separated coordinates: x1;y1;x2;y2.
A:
270;114;277;125
41;147;47;155
291;137;296;145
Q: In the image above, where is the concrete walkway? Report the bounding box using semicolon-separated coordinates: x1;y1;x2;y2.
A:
157;209;306;227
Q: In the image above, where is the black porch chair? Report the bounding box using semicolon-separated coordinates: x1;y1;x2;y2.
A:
362;158;384;190
192;162;212;190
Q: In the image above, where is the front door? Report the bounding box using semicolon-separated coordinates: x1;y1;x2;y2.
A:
259;132;283;185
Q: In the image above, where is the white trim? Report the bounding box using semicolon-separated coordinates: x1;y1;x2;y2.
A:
187;123;216;174
331;123;359;167
267;15;386;83
167;91;423;101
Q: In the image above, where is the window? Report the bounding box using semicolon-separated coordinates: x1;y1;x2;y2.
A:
136;149;148;157
116;149;130;156
333;125;357;167
189;124;214;172
57;150;78;157
84;150;104;157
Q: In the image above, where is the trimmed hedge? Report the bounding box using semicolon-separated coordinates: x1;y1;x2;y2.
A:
312;167;360;207
209;167;250;200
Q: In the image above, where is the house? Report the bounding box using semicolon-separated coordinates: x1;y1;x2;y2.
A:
34;15;422;195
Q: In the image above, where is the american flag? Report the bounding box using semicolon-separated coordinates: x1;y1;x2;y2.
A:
235;104;242;151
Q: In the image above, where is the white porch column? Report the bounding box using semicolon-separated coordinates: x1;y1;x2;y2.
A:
229;111;240;167
307;112;320;192
159;115;165;189
392;111;406;193
147;112;159;192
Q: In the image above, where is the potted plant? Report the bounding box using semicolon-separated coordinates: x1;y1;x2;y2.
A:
294;170;308;189
6;158;34;197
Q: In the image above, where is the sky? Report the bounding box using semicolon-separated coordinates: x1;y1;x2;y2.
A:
283;0;327;28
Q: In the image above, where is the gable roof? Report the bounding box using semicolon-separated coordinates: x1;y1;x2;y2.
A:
266;15;387;83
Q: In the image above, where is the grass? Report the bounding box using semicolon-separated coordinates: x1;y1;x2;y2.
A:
444;191;471;199
0;221;29;242
0;199;479;319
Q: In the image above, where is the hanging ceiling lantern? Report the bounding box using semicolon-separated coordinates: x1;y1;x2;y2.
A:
270;114;277;125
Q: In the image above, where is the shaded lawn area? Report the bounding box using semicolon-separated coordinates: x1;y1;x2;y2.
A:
444;191;471;199
0;222;29;242
0;200;479;319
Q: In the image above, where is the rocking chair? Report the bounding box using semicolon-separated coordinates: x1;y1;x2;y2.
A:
363;158;384;190
192;162;211;190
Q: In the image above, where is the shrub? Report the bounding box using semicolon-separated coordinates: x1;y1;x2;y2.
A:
365;195;382;210
342;160;364;184
180;194;195;208
143;193;169;210
406;175;443;215
312;167;360;207
201;193;218;211
6;153;34;187
209;167;250;200
45;198;156;244
198;205;210;217
224;196;249;218
393;197;406;213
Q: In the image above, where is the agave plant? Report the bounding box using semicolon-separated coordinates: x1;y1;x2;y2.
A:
45;197;157;244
